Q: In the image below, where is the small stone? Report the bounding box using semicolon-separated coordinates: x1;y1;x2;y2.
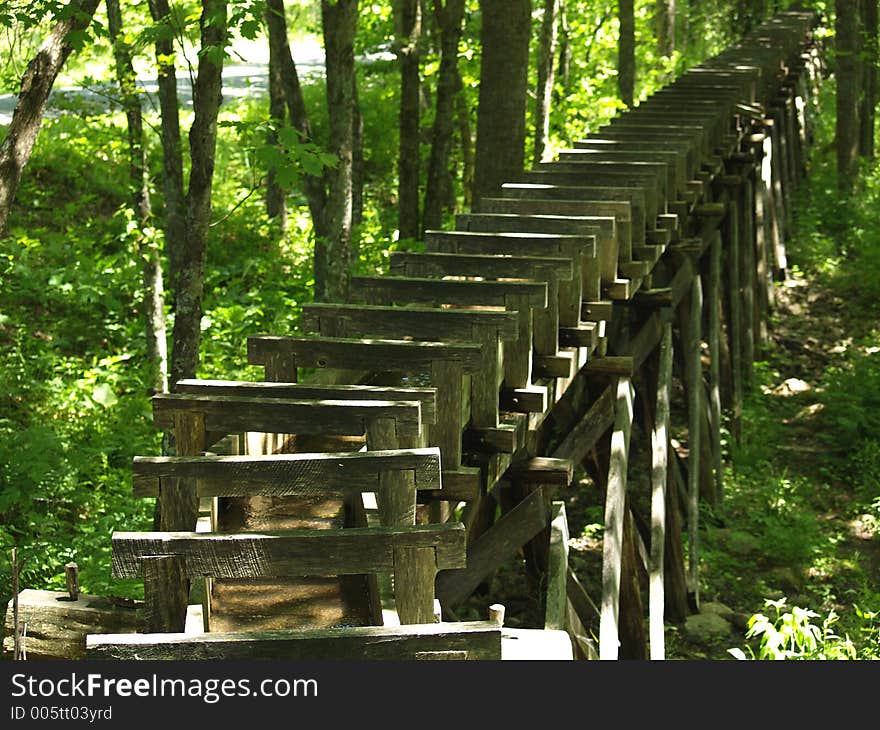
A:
700;601;735;621
683;612;733;642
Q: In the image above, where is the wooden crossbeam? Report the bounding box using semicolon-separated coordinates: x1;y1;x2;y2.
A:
86;621;503;660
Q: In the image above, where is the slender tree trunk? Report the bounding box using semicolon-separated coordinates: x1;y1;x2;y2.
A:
265;2;288;229
656;0;675;58
533;0;560;166
472;0;532;211
0;0;101;235
107;0;168;395
351;73;364;255
318;0;358;302
423;0;466;232
556;1;571;95
147;0;186;299
618;0;635;108
265;0;328;237
169;0;227;388
455;69;475;210
394;0;421;240
860;0;878;158
836;0;861;192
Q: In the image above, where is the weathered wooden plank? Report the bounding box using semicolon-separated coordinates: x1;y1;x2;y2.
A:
154;393;424;439
555;149;686;197
649;324;673;660
544;501;570;632
112;523;467;579
132;449;441;499
143;555;187;633
708;233;724;503
350;275;547;308
174;378;437;425
86;621;503;660
389;250;573;282
599;377;634;661
3;589;142;660
505;457;574;486
248;335;484;374
550;383;615;465
435;488;549;607
392;546;438;625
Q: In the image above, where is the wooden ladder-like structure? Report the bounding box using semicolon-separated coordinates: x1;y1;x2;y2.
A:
3;9;823;662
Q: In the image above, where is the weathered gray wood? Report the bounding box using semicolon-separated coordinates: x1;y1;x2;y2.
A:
143;555;187;633
599;377;634;661
86;621;503;660
65;562;79;602
154;393;425;439
364;419;417;527
544;501;569;631
112;523;467;579
726;193;744;443
423;229;590;330
649;324;672;660
576;137;699;180
301;301;512;429
350;275;547;308
133;449;441;498
389;250;572;282
505;457;573;486
248;335;484;376
392;546;437;625
555;149;685;197
550;383;615;465
435;488;548;607
680;274;703;609
708;233;724;503
175;378;438;425
3;589;142;660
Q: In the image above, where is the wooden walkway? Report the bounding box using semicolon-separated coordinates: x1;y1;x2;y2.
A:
4;9;823;661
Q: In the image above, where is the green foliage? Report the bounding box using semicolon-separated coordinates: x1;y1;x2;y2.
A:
729;598;858;660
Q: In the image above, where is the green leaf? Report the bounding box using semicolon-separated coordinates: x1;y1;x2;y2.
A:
91;383;118;408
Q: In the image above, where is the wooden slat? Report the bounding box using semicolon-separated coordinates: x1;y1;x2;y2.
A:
175;378;438;425
132;449;442;498
111;523;467;579
86;621;503;660
153;393;424;439
544;501;570;631
350;275;548;308
389;250;573;281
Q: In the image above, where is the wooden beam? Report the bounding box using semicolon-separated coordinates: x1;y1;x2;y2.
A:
86;621;503;660
544;501;570;631
435;489;548;607
599;377;634;660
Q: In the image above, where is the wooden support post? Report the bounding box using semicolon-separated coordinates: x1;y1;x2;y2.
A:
708;233;724;503
544;501;570;632
142;555;188;633
392;546;438;625
751;134;772;345
740;175;757;377
649;324;672;660
65;563;79;602
664;444;689;623
619;502;647;660
726;194;743;444
682;275;702;610
599;377;634;660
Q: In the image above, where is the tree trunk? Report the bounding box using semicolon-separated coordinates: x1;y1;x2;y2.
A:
0;0;102;235
352;73;364;237
836;0;861;192
147;0;187;299
318;0;358;302
556;1;571;94
859;0;877;158
394;0;421;240
168;0;227;388
265;0;328;240
618;0;635;108
472;0;532;211
655;0;675;58
265;2;288;230
107;0;168;395
423;0;466;232
455;69;475;210
533;0;560;166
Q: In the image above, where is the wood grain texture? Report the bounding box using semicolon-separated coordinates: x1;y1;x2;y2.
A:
153;393;425;439
112;523;466;579
132;449;442;498
350;275;547;308
86;621;502;660
174;378;438;425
